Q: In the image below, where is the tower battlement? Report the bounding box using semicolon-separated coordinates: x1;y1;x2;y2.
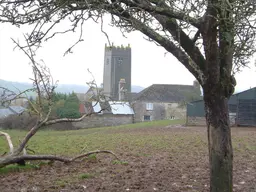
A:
105;43;131;51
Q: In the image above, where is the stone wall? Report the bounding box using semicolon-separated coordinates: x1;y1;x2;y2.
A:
72;114;134;129
132;102;165;122
186;115;236;127
186;116;207;126
165;103;186;119
132;101;186;122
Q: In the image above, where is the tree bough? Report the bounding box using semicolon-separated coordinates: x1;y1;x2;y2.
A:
0;144;119;168
0;131;14;155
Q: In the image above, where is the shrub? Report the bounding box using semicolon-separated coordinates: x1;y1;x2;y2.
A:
0;113;76;130
0;113;37;130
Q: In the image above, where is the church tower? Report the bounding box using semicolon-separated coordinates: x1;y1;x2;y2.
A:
103;44;132;100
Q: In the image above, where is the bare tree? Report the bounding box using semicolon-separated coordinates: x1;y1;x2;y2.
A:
0;0;256;191
0;38;118;168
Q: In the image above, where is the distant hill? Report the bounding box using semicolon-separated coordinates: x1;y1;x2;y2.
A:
131;85;145;93
0;79;144;97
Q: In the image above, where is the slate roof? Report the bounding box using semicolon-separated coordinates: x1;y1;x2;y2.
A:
134;84;196;103
0;106;25;119
126;92;138;102
9;106;25;114
0;108;14;118
76;93;86;102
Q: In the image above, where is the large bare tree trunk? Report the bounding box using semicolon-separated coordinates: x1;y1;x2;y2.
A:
204;87;233;192
201;1;234;190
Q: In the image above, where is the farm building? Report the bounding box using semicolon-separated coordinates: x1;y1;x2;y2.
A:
186;87;256;126
132;83;201;122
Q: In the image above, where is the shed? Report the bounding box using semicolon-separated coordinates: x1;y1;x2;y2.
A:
186;87;256;126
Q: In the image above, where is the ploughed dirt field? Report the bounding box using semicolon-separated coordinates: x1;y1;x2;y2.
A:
0;123;256;192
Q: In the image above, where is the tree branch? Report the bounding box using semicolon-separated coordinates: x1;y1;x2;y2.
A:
44;113;90;126
70;150;119;161
136;0;205;72
0;150;119;168
149;12;206;71
119;0;202;28
109;4;205;84
0;86;34;106
192;29;201;43
0;131;14;154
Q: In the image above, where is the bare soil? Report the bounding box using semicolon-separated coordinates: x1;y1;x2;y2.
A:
0;126;255;192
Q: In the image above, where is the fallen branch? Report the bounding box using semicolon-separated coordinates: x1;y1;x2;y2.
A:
0;131;14;154
0;150;119;168
71;150;120;161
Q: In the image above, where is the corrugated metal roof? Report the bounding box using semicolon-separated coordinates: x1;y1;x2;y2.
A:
85;101;134;115
92;101;103;114
189;87;256;104
109;101;134;115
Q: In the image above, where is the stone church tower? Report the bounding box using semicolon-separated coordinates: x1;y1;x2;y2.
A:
103;44;132;100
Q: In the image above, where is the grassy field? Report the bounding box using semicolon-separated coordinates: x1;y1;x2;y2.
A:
0;119;185;155
0;119;256;192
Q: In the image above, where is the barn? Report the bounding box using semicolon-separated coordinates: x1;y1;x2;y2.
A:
186;87;256;127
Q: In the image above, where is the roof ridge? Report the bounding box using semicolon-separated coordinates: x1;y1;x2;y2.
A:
133;83;198;102
151;83;194;86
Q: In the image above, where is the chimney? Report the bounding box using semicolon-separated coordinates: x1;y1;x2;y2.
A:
119;78;126;101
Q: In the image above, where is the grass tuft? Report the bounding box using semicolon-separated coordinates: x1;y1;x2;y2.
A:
112;160;129;165
0;163;38;174
79;173;94;179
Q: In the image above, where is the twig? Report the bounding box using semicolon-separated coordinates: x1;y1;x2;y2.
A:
71;150;119;161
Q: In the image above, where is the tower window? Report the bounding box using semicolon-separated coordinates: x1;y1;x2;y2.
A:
118;57;123;65
106;58;109;65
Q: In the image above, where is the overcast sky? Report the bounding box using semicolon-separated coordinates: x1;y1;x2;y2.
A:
0;17;255;93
